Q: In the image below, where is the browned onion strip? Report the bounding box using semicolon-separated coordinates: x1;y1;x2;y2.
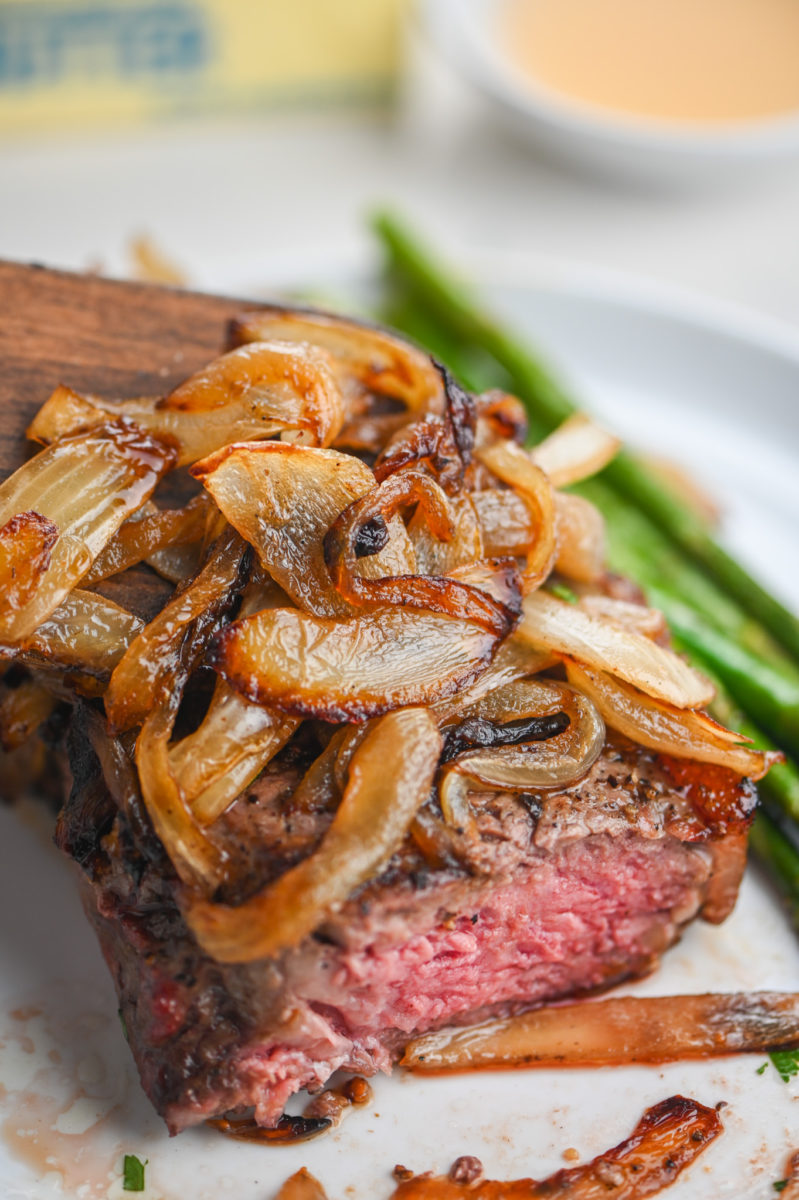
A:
186;708;442;962
83;493;209;585
105;528;247;733
212;603;507;722
136;685;231;891
518;591;714;709
578;595;668;640
374;416;466;495
471;488;534;558
401;991;799;1072
408;492;483;576
27;385;111;444
209;1117;331;1147
325;472;516;636
554;492;607;584
0;512;59;618
531;413;621;487
389;1096;722;1198
0;675;56;751
432;637;557;726
566;661;778;779
0;421;174;642
169;685;299;825
229;308;445;419
438;682;605;833
193;442;414;619
12;590;143;675
476;440;557;593
29;343;346;466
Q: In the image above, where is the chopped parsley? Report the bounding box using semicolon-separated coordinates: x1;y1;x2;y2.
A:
774;1182;788;1193
122;1155;147;1192
548;582;579;605
769;1048;799;1084
756;1061;769;1075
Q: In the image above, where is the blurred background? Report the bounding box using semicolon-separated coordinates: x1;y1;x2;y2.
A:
2;0;799;323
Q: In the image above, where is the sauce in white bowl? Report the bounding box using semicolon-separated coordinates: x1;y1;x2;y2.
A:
419;0;799;183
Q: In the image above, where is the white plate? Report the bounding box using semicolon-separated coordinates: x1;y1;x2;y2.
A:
1;263;799;1200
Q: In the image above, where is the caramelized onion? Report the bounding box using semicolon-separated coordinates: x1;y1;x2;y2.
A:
471;488;534;558
578;595;668;640
193;442;413;618
212;603;508;722
136;686;231;891
531;413;621;487
186;708;441;962
0;512;59;617
229;307;444;420
0;420;173;642
518;591;714;709
389;1096;722;1198
554;492;607;584
476;440;557;592
169;683;299;825
105;528;247;732
84;493;208;585
325;472;516;635
29;343;346;465
566;661;778;779
14;589;143;675
438;681;605;833
408;493;483;576
401;991;799;1071
274;1168;330;1197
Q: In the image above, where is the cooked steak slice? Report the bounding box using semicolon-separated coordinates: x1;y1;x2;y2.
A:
58;730;755;1135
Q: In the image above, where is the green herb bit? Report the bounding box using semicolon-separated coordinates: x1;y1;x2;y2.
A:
769;1048;799;1083
756;1061;769;1075
774;1181;788;1193
123;1154;147;1192
547;582;579;605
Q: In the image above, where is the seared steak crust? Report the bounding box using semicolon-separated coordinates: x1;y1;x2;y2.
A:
60;729;755;1133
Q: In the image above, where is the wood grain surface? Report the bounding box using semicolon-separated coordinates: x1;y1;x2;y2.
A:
0;260;264;480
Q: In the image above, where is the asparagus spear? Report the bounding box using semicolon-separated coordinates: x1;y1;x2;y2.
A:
373;211;799;666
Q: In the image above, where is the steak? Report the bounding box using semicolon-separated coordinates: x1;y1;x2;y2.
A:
58;719;755;1133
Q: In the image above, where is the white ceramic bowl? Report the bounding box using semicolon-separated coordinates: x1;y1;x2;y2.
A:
418;0;799;184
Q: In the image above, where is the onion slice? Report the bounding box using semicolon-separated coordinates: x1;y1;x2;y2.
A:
476;440;557;592
84;493;209;585
12;589;143;675
29;342;346;465
401;991;799;1071
325;472;516;635
554;492;607;584
439;681;605;833
212;601;510;723
518;591;714;709
193;442;413;618
169;683;299;825
0;512;59;617
389;1096;721;1199
0;420;174;642
186;707;441;962
229;308;444;420
105;528;247;732
136;687;232;891
531;413;621;487
566;661;778;779
577;595;668;640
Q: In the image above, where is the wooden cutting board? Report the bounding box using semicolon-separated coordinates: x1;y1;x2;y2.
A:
0;260;264;480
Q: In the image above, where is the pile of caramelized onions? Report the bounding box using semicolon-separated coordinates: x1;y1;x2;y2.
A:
0;304;778;962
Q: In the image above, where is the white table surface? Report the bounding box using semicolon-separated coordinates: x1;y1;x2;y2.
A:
3;27;799;333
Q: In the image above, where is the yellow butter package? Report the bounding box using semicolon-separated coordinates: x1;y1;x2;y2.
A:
0;0;408;133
